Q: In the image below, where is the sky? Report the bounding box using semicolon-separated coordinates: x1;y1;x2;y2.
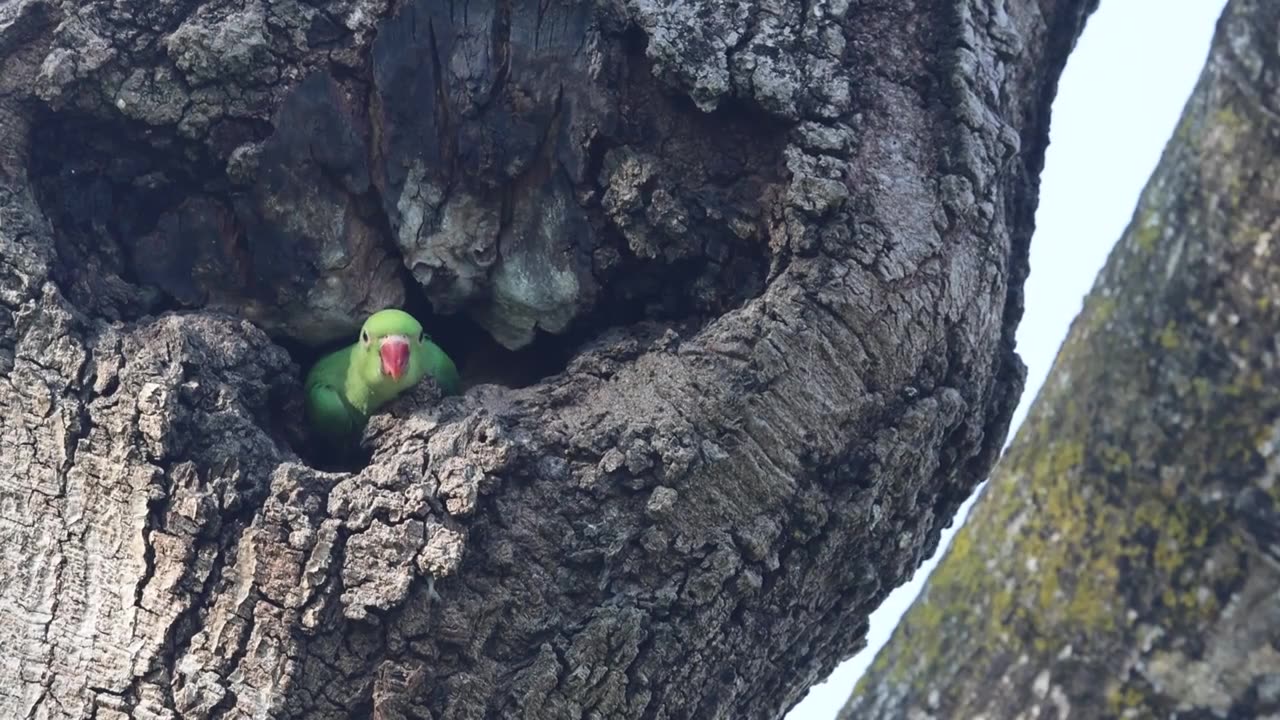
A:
786;1;1230;718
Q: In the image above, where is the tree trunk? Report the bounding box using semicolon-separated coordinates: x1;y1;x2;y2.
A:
840;1;1280;718
0;0;1094;717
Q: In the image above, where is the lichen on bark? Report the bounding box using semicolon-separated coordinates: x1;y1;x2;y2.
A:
841;2;1280;718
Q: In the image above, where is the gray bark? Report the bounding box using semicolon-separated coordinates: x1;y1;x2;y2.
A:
0;0;1093;717
841;1;1280;718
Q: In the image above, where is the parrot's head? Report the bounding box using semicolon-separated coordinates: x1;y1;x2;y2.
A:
354;308;429;390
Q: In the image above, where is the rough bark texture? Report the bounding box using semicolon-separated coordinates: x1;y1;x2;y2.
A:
0;0;1093;717
841;2;1280;718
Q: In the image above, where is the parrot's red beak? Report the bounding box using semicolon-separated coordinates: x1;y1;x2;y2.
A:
379;336;410;381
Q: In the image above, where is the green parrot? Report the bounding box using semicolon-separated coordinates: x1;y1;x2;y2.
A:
304;308;460;444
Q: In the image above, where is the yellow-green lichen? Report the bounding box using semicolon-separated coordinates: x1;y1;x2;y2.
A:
1210;106;1246;155
1085;295;1118;333
1105;682;1147;715
863;324;1267;698
1134;213;1161;253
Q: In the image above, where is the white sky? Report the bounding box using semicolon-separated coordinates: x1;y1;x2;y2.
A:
787;2;1228;717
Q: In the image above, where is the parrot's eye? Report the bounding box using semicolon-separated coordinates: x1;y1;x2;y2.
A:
361;330;369;344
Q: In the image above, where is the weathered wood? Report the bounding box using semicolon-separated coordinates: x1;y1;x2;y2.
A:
841;1;1280;717
0;0;1095;717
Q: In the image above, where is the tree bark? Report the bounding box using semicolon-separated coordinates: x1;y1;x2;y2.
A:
0;0;1093;717
840;1;1280;718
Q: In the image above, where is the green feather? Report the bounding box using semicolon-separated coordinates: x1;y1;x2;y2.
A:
304;309;461;443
